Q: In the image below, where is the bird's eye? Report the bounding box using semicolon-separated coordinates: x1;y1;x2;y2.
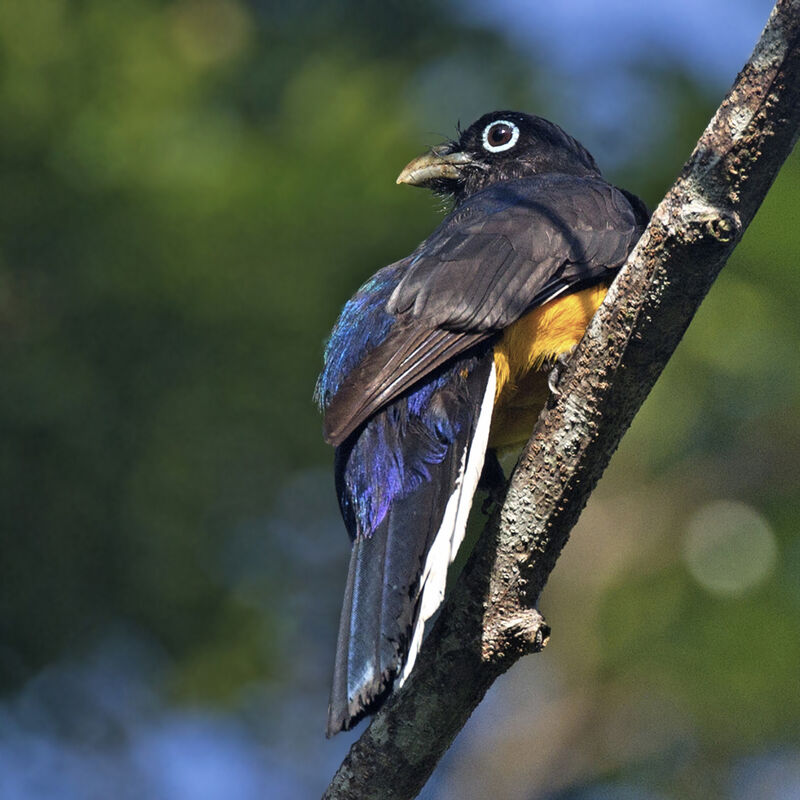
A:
482;120;520;153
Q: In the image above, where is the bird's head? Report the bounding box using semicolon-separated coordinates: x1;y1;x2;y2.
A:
397;111;601;205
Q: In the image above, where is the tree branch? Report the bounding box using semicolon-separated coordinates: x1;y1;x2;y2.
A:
323;2;800;797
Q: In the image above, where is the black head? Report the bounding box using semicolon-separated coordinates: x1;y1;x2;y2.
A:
397;111;601;205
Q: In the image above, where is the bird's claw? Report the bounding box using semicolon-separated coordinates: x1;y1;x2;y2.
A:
547;345;578;397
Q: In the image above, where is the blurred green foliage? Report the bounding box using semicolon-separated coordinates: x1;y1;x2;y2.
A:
0;0;531;696
0;0;798;797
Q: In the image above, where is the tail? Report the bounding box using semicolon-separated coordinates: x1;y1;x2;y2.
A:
327;356;496;736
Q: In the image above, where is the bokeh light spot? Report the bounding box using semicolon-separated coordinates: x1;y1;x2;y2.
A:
683;500;777;596
169;0;251;67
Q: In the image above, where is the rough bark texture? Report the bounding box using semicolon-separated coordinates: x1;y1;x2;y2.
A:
323;2;800;797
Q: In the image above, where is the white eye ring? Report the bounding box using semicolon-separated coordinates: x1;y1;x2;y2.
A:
481;120;520;153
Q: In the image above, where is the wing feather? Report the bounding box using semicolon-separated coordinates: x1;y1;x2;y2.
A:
323;326;492;446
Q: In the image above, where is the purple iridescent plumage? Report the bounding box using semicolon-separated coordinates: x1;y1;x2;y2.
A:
316;259;486;540
333;365;475;538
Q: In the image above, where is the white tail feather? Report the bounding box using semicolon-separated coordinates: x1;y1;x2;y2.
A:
398;363;497;687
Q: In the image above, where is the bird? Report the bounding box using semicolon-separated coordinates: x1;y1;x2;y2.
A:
316;111;649;736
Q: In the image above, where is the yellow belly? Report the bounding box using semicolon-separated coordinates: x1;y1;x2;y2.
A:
488;284;608;450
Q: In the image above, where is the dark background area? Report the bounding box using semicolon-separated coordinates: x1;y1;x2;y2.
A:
1;1;798;797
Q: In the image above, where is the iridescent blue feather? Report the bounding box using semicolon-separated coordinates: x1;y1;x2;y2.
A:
316;261;407;410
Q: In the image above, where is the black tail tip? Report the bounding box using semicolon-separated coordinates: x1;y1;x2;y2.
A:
326;707;347;738
326;672;396;737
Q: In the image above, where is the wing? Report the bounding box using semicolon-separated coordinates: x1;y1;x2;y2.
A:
319;174;647;446
322;323;491;446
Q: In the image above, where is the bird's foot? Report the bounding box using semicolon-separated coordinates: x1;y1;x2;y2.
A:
479;450;507;513
547;345;578;398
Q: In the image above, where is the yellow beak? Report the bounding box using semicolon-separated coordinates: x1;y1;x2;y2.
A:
396;149;472;187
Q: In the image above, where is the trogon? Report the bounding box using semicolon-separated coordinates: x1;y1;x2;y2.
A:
316;111;649;736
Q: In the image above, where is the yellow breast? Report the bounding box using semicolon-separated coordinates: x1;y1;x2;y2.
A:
488;284;608;450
